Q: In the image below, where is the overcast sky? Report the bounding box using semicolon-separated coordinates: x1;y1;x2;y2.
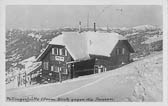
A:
6;5;162;29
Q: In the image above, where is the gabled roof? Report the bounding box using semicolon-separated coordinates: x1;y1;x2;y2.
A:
37;31;134;61
86;32;127;57
50;32;90;61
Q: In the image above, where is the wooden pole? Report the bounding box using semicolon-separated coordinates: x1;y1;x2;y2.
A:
30;73;32;85
59;67;62;83
18;72;20;87
73;63;75;78
25;71;26;87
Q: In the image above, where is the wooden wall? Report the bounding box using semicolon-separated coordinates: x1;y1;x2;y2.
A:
41;45;72;82
40;40;132;82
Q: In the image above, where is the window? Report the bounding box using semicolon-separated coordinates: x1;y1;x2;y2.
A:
52;48;55;55
51;66;54;71
62;68;68;74
116;48;125;55
51;66;67;74
54;66;59;72
43;62;49;70
116;48;120;55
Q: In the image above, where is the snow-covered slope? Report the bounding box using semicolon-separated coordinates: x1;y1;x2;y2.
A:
6;29;61;74
6;52;162;102
142;34;163;44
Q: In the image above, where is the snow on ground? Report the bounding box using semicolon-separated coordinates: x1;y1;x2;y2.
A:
6;56;41;89
142;35;162;44
28;33;42;41
6;52;162;102
125;32;140;37
19;56;40;73
19;56;36;65
19;56;41;73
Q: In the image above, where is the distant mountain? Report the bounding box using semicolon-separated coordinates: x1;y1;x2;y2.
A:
6;29;61;74
110;25;161;35
132;25;159;31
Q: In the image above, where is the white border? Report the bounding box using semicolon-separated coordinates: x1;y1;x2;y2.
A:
0;0;167;106
163;0;168;104
1;0;164;5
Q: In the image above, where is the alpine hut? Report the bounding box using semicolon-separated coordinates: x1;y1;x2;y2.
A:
36;31;134;82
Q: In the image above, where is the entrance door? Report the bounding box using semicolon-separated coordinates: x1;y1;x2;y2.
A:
94;65;99;74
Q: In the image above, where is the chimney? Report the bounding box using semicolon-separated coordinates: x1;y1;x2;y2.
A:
79;21;81;33
94;22;96;32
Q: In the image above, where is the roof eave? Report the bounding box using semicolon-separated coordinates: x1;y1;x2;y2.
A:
36;45;52;62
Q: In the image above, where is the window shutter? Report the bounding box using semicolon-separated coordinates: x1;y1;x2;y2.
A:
59;49;62;55
52;48;55;55
56;48;59;55
51;66;54;71
65;69;68;74
62;49;65;56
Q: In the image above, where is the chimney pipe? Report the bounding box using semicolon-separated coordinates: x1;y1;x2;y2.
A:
94;22;96;32
79;21;81;32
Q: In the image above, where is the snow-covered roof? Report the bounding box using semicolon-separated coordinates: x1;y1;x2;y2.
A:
48;31;128;61
86;31;126;57
19;56;42;74
50;32;90;60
